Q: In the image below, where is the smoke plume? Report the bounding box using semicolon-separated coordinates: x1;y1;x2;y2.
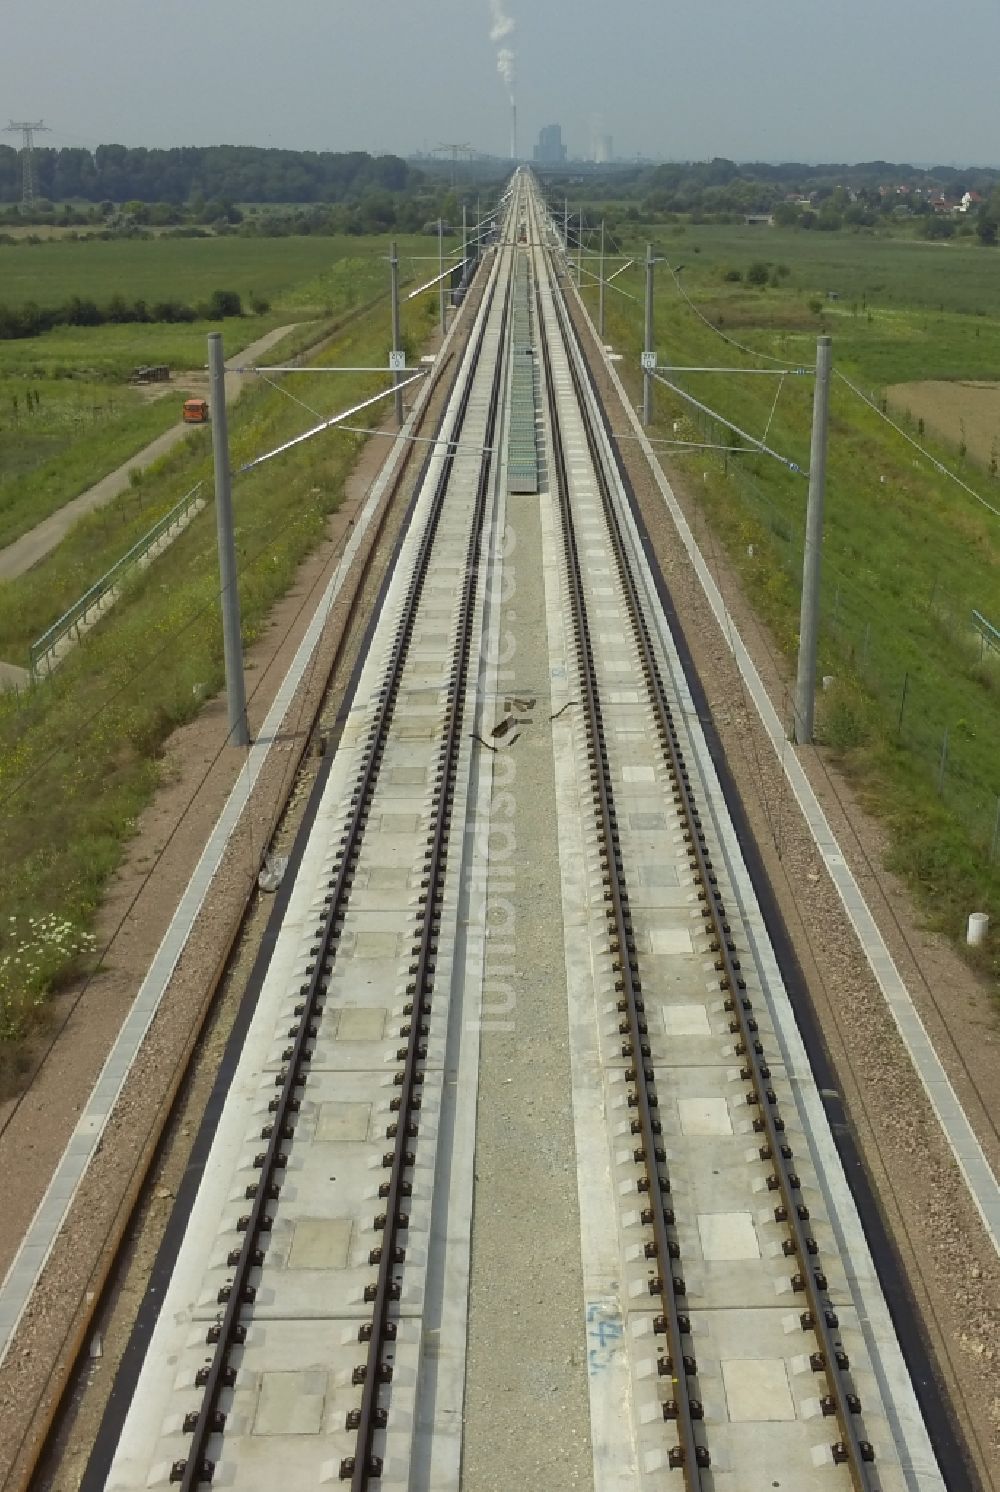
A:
489;0;514;43
497;47;516;93
489;2;516;99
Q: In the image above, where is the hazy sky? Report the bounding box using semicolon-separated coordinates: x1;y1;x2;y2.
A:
2;0;998;166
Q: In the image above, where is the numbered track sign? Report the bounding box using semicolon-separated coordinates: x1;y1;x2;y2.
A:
389;350;407;372
640;351;657;371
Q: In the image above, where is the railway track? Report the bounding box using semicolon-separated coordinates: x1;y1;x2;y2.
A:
83;173;945;1492
532;196;882;1487
175;266;509;1492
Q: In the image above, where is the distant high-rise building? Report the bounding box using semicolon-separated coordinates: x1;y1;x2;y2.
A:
595;134;613;164
533;124;567;164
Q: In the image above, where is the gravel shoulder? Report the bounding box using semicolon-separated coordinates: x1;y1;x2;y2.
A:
567;287;1000;1489
462;480;594;1491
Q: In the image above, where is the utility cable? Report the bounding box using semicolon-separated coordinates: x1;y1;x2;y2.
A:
760;370;787;447
252;369;491;456
650;369;806;474
237;375;425;474
662;257;798;368
574;261;641;305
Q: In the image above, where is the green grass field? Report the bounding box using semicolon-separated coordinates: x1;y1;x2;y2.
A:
0;377;191;549
0;231;453;552
0;232;451;315
0;315;288;381
587;220;1000;978
596;222;1000;380
642;222;1000;314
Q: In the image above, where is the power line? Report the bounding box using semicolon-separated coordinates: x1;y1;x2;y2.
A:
5;120;50;208
434;142;473;189
662;256;796;368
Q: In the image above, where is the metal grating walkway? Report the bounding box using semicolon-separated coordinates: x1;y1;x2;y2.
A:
507;253;540;494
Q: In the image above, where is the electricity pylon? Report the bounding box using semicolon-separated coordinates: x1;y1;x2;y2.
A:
435;143;473;189
5;120;50;208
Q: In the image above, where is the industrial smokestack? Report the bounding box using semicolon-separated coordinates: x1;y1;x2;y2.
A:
510;100;518;161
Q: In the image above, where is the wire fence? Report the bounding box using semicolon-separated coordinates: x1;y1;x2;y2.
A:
680;400;1000;865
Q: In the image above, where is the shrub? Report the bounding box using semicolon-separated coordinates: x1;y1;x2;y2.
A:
818;679;877;752
207;288;244;319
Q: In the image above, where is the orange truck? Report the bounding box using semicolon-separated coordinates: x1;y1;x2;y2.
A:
182;398;209;424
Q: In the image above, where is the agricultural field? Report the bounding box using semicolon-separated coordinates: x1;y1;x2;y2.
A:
886;379;1000;471
624;220;1000;316
587;218;1000;970
0;233;429;315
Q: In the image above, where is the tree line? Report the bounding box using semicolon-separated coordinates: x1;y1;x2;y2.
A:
0;288;257;342
2;189;472;243
545;158;1000;240
0;144;422;206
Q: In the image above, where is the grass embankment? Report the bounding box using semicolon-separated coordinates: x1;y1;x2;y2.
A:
0;253;444;1070
587;222;1000;979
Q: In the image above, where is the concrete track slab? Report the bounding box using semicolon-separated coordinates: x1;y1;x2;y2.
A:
107;1318;422;1492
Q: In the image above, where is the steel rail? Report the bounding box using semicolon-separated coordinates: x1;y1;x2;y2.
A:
532;253;706;1484
171;228;512;1491
544;225;881;1490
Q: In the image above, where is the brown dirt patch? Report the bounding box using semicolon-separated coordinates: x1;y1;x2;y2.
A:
887;377;1000;470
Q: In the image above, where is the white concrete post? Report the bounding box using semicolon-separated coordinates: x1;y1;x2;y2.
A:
390;240;403;428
